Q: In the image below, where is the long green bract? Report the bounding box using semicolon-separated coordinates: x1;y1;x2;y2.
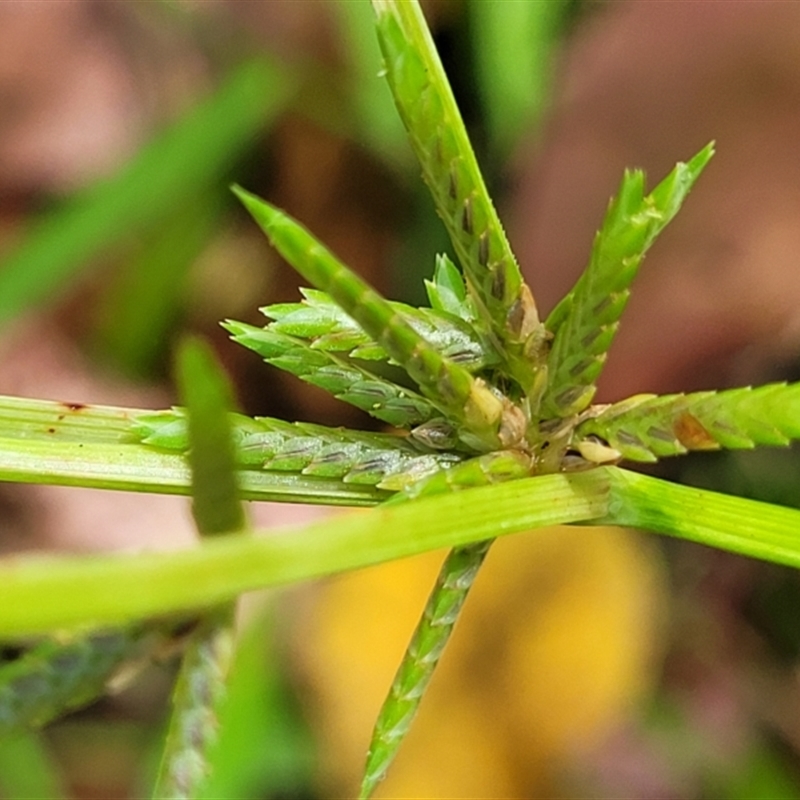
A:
576;382;800;462
4;469;800;635
0;470;611;637
371;0;542;396
232;186;510;451
542;144;714;419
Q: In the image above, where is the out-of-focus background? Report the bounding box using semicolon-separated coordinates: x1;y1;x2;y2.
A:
2;1;800;797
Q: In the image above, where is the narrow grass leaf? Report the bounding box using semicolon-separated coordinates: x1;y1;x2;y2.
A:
175;338;246;536
0;58;290;326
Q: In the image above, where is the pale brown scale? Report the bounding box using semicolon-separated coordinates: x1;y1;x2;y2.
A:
497;403;528;449
491;260;507;302
576;436;622;464
674;412;717;449
506;284;539;341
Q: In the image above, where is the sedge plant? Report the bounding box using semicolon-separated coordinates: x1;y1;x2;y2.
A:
3;1;800;797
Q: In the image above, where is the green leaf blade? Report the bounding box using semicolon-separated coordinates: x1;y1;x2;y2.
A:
0;58;290;327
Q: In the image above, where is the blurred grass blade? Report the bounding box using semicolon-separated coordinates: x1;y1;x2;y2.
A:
0;57;290;326
371;0;543;395
175;337;247;536
152;338;244;798
336;0;410;168
576;382;800;463
95;191;223;378
469;0;564;156
542;144;714;419
0;730;66;799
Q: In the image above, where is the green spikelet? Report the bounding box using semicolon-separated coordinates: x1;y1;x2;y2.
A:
0;627;156;737
153;610;234;800
232;187;519;452
262;287;497;372
359;541;490;799
131;408;463;489
372;0;543;396
575;382;800;463
224;319;439;429
360;450;531;798
542;143;714;419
